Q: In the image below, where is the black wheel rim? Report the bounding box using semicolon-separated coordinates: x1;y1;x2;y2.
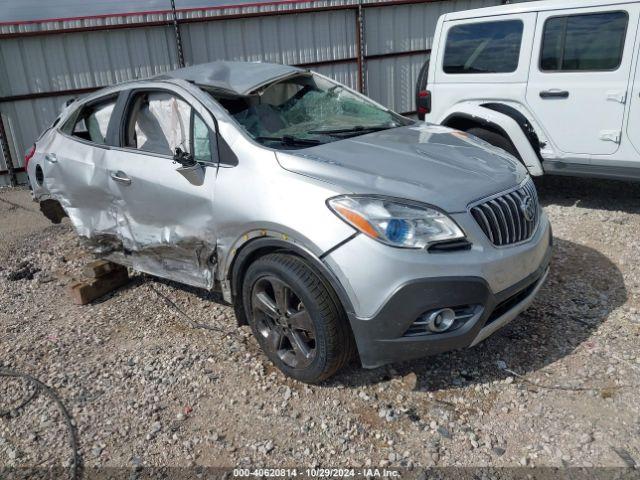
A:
250;275;317;369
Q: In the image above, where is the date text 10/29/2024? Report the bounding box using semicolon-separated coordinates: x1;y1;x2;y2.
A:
233;469;402;478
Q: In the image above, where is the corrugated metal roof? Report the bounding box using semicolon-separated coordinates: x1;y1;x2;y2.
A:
181;10;356;66
366;53;429;114
0;25;181;97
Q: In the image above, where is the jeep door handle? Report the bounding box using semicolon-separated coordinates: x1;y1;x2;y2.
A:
45;153;58;163
110;170;131;185
540;90;569;99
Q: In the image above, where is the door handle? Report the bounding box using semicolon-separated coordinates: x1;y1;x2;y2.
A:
540;90;569;99
110;170;131;185
45;153;58;163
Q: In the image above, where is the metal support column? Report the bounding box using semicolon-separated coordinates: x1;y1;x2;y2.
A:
0;115;17;187
355;2;366;94
170;0;186;68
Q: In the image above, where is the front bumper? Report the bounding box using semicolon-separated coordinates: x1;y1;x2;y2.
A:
325;214;553;369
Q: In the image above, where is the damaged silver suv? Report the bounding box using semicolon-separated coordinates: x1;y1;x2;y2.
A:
27;61;552;383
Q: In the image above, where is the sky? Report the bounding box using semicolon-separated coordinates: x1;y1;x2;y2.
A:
0;0;271;23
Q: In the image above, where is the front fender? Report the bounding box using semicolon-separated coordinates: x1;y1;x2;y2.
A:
224;233;357;327
437;103;544;176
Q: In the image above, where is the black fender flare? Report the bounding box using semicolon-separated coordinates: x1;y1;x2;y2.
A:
228;237;356;326
480;103;543;161
442;112;514;146
442;105;543;162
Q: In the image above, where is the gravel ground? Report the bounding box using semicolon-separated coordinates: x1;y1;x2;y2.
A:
1;176;639;474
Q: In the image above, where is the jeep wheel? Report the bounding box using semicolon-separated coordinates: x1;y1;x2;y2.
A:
242;253;355;383
466;127;521;161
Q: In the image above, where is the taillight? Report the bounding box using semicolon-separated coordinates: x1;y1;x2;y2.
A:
417;90;431;117
24;144;36;171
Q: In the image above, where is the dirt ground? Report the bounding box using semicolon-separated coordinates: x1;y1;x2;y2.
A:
1;176;639;475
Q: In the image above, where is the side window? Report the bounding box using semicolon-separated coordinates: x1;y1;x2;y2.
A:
63;98;116;145
540;12;628;72
443;20;524;74
125;92;192;156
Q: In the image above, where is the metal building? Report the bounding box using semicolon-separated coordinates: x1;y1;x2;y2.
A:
0;0;504;186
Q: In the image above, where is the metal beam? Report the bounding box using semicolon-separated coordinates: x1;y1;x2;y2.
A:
0;115;17;186
355;1;366;93
365;48;430;61
0;86;100;104
170;0;186;68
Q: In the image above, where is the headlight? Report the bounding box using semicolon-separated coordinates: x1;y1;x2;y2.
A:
327;195;465;249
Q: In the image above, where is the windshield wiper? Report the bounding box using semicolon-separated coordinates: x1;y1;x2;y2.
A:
307;125;394;136
255;135;321;147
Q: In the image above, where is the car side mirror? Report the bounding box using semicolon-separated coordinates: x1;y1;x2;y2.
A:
173;147;204;186
173;147;196;167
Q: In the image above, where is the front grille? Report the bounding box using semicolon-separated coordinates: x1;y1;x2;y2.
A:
470;179;539;246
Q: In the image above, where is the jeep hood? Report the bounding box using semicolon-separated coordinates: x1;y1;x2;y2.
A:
276;124;528;213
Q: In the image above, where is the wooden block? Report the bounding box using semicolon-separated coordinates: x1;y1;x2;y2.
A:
82;259;125;279
67;268;129;305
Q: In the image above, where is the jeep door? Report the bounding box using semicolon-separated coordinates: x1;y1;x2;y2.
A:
105;86;220;289
526;6;638;156
627;10;640;157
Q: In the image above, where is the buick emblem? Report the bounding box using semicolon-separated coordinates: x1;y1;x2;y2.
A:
520;195;536;222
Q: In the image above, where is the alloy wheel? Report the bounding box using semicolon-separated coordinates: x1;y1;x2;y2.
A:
250;276;317;369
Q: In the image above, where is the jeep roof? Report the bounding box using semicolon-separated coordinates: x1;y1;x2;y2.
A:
443;0;635;21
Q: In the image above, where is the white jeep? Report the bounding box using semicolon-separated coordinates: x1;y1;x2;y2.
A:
417;0;640;181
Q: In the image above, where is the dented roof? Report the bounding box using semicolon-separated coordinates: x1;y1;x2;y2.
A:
159;61;305;96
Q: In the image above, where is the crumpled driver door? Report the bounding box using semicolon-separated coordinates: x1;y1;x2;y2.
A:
105;88;220;289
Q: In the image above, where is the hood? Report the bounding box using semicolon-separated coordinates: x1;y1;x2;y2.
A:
276;124;528;213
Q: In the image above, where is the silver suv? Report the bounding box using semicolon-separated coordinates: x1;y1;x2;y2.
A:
27;61;552;383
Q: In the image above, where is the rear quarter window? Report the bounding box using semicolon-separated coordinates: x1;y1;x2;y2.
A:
62;97;117;145
443;20;524;74
540;11;628;72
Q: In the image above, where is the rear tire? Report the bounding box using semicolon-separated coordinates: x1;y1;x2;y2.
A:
242;253;355;383
466;127;521;161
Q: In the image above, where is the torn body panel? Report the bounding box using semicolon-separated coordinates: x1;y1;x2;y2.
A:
42;133;119;240
42;138;219;290
103;238;216;290
31;81;223;290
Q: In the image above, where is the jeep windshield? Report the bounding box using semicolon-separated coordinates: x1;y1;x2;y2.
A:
207;73;412;149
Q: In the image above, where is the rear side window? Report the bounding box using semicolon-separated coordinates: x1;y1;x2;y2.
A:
443;20;524;74
540;12;628;71
63;98;116;145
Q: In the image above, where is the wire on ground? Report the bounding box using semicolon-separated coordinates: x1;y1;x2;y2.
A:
0;369;81;480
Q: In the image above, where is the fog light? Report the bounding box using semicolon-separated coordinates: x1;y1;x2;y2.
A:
427;308;456;332
404;305;482;337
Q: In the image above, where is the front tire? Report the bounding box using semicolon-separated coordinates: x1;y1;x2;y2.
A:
241;253;355;383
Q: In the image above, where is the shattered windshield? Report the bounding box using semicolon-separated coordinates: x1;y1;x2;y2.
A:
208;74;412;149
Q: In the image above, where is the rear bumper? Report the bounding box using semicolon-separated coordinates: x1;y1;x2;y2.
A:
348;236;552;369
